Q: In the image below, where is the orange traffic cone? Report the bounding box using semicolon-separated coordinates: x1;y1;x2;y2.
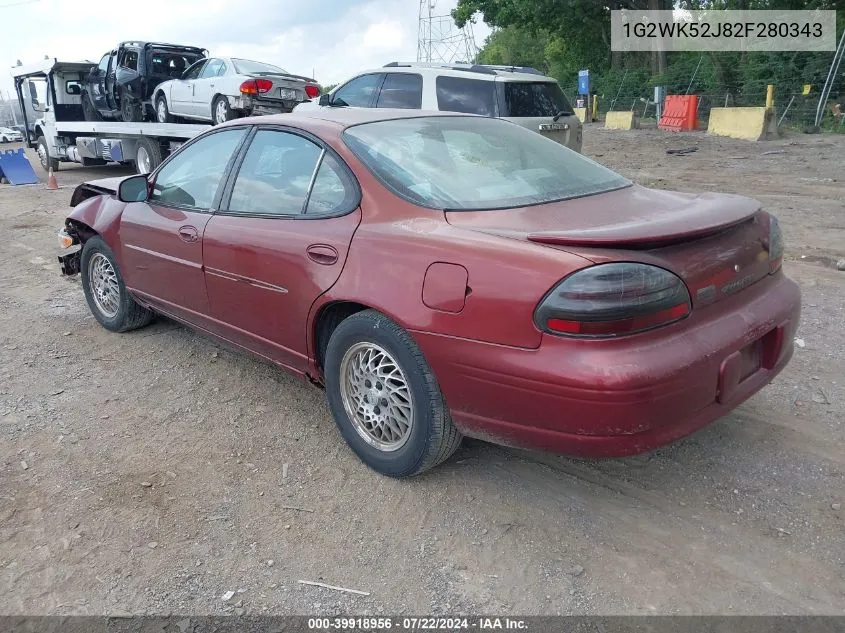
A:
46;168;58;190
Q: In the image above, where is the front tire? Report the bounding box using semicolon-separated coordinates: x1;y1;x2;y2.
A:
324;310;462;477
36;135;59;172
81;236;153;333
81;93;103;122
155;94;174;123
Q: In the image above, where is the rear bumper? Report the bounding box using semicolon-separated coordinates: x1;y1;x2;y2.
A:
413;271;801;457
231;95;299;115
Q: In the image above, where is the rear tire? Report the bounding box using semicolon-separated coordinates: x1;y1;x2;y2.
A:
212;95;236;125
120;90;143;122
134;137;163;174
81;236;153;333
36;136;59;172
81;93;103;122
324;310;462;477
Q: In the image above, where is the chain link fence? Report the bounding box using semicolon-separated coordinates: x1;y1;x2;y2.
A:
563;61;844;132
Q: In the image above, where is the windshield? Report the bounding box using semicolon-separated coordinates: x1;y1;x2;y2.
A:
499;81;573;117
343;116;630;211
232;58;287;75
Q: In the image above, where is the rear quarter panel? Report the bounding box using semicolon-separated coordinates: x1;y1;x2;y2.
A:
310;136;593;354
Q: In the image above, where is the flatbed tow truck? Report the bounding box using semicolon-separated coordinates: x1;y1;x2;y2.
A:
13;59;209;173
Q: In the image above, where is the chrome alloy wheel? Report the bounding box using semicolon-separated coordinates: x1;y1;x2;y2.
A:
156;99;167;123
215;99;228;124
339;342;414;452
88;252;120;318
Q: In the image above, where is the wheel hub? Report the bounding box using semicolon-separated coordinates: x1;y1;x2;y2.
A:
88;252;120;318
339;342;414;452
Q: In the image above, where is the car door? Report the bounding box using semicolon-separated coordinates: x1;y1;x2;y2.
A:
104;51;119;110
89;54;111;112
119;127;248;325
330;73;384;108
374;72;423;109
192;58;225;118
171;59;206;116
202;127;362;373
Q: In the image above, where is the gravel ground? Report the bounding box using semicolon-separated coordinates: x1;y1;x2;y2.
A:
0;128;843;616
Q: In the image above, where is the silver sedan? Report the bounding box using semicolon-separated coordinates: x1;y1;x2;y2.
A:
152;57;321;125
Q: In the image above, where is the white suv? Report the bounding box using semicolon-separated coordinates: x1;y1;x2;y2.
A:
295;63;582;153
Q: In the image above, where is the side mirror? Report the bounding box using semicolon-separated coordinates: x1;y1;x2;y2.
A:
318;93;331;106
118;174;149;202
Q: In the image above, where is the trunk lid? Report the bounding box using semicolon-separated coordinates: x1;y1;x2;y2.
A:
445;185;773;308
248;73;313;103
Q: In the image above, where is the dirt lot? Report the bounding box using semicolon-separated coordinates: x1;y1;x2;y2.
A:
1;129;844;616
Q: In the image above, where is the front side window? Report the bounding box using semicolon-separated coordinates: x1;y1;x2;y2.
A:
97;55;110;73
228;130;322;216
435;76;496;116
151;129;246;209
333;74;383;108
376;73;423;109
343;116;630;211
182;60;207;80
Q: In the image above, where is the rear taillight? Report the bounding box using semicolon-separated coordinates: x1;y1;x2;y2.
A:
239;79;273;95
305;84;320;99
768;214;784;273
535;263;691;338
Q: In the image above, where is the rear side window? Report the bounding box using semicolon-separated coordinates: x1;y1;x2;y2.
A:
498;81;573;117
435;76;496;116
376;73;423;109
306;154;358;215
229;130;322;216
200;59;226;78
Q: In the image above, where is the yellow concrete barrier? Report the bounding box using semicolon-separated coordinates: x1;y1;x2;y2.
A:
707;107;778;141
574;107;587;123
604;111;639;130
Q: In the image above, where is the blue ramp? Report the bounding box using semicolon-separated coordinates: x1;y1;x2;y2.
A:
0;148;39;185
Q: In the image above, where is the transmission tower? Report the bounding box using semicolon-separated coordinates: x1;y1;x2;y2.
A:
417;0;478;64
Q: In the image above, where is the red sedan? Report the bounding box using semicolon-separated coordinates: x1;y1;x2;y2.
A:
57;109;801;477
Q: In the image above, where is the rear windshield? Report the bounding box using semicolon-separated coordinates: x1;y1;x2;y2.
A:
499;81;573;117
149;50;204;78
343;116;630;211
233;58;287;75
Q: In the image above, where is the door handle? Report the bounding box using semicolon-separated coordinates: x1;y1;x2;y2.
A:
178;225;199;243
306;244;338;265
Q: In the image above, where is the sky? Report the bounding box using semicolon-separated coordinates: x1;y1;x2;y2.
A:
0;0;490;98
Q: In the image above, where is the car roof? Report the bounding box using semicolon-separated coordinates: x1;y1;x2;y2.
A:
345;64;556;83
234;107;478;130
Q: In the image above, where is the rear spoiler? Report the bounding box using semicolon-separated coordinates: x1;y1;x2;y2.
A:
144;43;207;56
254;71;317;83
